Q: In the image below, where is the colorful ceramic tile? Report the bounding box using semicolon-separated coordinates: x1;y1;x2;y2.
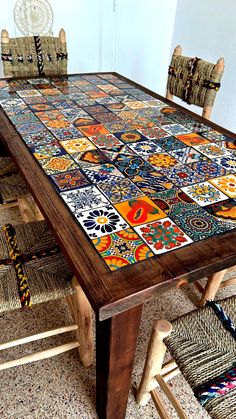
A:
193;143;232;159
209;174;236;198
105;102;128;111
50;169;90;191
170;206;232;241
78;124;110;137
59;138;96;154
176;133;210;146
92;228;154;271
114;154;152;177
114;130;148;143
162;124;190;135
101;144;136;161
146;153;180;170
155;136;186;152
153;188;197;216
38;155;79;174
115;196;166;226
72;149;108;166
10;112;38;125
200;130;233;142
216;141;236;155
73;116;99;127
89;133;123;148
50;126;83;140
78;205;129;239
124;100;147;109
30;141;66;159
131;172;173;197
61;185;109;213
22;130;56;146
162;165;205;187
98;178;143;204
103;121;131;133
16;122;45;134
138;127;169;139
81;164;124;182
184;122;211;133
28;103;55;112
23;96;48;104
214;156;236;173
188;160;228;180
135;218;193;254
204;199;236;226
168;146;207;164
181;181;228;206
94;112;121;123
128;141;163;157
117;110;138;120
17;89;42;97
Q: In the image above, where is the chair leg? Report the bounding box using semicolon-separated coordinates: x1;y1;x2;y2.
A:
67;276;94;367
18;196;44;222
202;105;212;119
199;269;228;306
136;320;172;406
166;89;173;101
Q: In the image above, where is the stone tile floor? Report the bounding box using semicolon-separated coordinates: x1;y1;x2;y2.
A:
0;276;235;418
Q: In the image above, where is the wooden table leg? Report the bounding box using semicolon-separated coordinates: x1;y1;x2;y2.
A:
96;305;143;419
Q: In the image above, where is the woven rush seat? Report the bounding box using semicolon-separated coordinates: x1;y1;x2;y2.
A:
0;220;74;312
0;156;17;176
137;296;236;419
0;171;30;204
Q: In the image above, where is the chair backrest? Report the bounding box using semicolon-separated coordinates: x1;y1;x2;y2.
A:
166;45;225;119
1;28;67;78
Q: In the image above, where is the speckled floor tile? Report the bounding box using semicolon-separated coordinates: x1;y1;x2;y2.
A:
0;278;235;418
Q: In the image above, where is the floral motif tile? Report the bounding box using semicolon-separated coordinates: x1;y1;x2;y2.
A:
131;172;173;197
124;100;147;109
50;169;90;191
60;185;109;213
200;130;233;142
89;133;123;148
78;124;110;137
176;133;210;146
184;122;211;133
81;163;124;182
114;130;148;143
193;143;232;159
128;141;163;157
78;205;129;239
30;141;66;159
170;206;232;241
98;177;143;204
146;153;180;170
72;149;108;166
94;112;121;123
114;154;152;177
92;228;154;271
50;126;84;140
138;127;169;139
209;174;236;198
162;124;190;135
28;102;55;112
216;141;236;155
161;165;205;187
38;155;79;174
22;130;56;146
115;196;166;226
59;138;96;154
153;188;198;216
188;160;228;180
181;181;228;206
214;156;236;173
83;105;109;115
103;121;131;133
73;116;99;127
155;136;186;152
17;122;45;134
135;217;193;254
204;199;236;226
117;110;138;120
101;144;136;161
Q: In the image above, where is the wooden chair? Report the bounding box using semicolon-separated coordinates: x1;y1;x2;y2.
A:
1;28;67;78
0;218;93;370
196;267;236;306
166;45;225;119
137;296;236;419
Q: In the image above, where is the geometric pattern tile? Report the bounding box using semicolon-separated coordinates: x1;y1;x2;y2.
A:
181;181;228;206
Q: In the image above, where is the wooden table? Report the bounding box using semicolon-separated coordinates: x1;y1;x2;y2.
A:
0;72;236;419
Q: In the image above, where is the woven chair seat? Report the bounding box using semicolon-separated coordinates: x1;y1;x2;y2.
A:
0;171;30;203
0;220;74;313
164;296;236;419
0;156;17;176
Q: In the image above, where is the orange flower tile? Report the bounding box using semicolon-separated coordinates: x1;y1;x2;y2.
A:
176;133;210;146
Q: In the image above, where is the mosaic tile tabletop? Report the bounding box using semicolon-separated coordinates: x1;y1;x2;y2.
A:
1;74;236;271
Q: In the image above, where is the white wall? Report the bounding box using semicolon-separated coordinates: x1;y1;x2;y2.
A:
0;0;105;76
115;0;178;95
170;0;236;133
